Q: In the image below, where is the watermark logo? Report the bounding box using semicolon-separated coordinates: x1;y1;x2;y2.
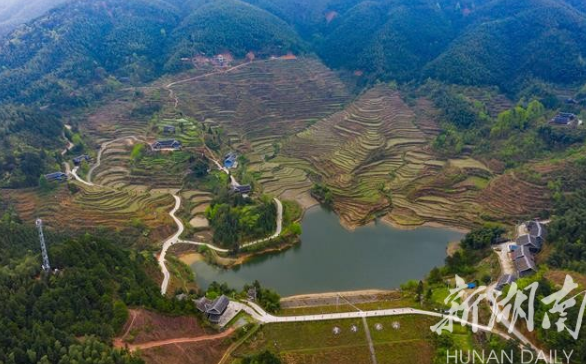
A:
431;275;586;340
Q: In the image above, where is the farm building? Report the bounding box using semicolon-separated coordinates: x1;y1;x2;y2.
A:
527;220;546;243
232;184;252;195
72;155;90;166
195;295;230;324
45;172;68;182
151;139;182;151
163;125;176;134
516;234;542;253
513;245;537;277
496;274;516;291
550;112;577;126
224;152;237;169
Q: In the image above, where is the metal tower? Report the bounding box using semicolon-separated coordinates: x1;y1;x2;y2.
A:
36;218;51;272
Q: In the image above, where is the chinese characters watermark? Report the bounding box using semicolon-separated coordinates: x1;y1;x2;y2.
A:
431;275;586;340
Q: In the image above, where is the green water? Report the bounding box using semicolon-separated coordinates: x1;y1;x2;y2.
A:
192;206;463;296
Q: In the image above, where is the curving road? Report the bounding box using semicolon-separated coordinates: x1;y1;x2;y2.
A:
70;166;95;186
159;194;185;295
158;192;283;295
241;198;283;249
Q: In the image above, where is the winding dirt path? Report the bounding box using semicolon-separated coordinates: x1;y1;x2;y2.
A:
115;328;235;352
158;61;286;294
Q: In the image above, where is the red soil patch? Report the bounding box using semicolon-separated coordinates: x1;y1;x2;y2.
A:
280;53;297;60
116;309;210;345
138;339;231;364
124;328;234;352
115;309;233;364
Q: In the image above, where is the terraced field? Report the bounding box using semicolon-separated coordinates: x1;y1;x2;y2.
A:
279;86;492;228
180;189;213;229
172;58;352;187
174;58;350;141
3;183;175;241
84;90;159;143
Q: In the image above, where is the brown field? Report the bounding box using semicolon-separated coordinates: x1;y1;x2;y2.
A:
139;339;231;364
2;184;175;244
118;309;210;345
115;309;232;364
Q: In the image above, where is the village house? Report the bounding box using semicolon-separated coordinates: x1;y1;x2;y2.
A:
550;112;578;126
44;172;68;182
151;139;182;151
195;295;230;324
513;245;537;277
515;234;542;253
495;274;516;291
232;184;252;195
163;125;176;134
224;152;238;169
511;220;547;277
72;155;90;166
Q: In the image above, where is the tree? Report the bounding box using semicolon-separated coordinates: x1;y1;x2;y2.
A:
428;267;443;284
242;350;281;364
416;280;424;302
190;155;209;178
39;176;55;192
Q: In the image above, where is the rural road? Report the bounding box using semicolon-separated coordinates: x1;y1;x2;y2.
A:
159;66;288;295
230;300;546;357
241;198;283;249
70;166;94;186
233;301;514;338
115;328;235;352
159;194;185;295
159;192;283;294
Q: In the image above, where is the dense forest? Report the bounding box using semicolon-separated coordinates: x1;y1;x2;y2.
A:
2;0;586;107
0;219;196;364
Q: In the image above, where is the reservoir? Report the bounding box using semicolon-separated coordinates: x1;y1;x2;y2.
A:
191;206;464;296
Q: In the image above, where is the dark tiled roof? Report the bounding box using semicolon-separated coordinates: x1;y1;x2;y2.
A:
496;274;517;290
206;295;229;315
72;155;90;164
512;245;531;260
45;172;67;180
232;184;252;194
527;221;546;240
195;297;212;312
153;139;181;148
514;246;537;274
516;234;542;251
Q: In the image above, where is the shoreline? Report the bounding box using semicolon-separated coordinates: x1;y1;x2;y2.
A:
280;289;398;302
300;201;470;235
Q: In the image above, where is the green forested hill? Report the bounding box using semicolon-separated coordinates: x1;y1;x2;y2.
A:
1;0;586;104
0;0;181;106
167;0;305;69
426;0;586;90
0;220;195;364
313;0;586;88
